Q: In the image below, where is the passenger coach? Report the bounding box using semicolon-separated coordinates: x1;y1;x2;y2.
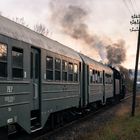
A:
0;15;125;135
0;15;81;133
79;54;114;107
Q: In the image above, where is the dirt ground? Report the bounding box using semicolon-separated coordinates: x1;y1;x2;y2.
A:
38;94;138;140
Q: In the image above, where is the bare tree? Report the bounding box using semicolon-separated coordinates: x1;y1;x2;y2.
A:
12;17;49;36
12;17;28;27
34;23;49;36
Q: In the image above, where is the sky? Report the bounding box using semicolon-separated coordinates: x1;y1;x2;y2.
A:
0;0;139;69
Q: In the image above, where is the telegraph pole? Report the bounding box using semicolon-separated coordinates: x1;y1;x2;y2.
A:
130;14;140;116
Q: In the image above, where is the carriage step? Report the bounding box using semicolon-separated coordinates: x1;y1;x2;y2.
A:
8;130;17;135
31;125;42;133
85;108;90;112
30;117;37;121
8;124;17;135
102;102;106;105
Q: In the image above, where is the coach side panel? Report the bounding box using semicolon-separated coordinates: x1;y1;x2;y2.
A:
0;35;31;133
40;50;81;127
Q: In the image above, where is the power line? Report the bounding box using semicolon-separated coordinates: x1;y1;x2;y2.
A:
122;0;133;15
133;0;139;14
129;0;137;13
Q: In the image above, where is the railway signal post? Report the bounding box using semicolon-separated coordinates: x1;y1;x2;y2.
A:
130;14;140;116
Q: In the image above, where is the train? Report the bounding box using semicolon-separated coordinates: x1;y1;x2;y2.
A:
0;15;125;134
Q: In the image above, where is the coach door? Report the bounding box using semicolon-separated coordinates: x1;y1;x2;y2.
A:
31;48;40;111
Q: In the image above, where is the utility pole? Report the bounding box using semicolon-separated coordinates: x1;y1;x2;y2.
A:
130;14;140;116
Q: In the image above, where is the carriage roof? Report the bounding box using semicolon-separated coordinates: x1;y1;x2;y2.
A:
0;16;81;61
79;53;113;74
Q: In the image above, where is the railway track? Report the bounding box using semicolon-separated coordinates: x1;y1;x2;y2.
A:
34;95;132;140
120;93;132;101
7;95;132;140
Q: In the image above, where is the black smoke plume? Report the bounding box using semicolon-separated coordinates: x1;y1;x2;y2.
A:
61;5;96;45
49;0;126;65
106;40;126;65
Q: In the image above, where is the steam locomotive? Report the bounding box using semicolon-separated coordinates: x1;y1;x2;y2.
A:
0;15;125;134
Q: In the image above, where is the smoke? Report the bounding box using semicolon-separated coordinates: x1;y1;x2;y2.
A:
61;5;96;45
106;40;126;65
49;1;96;45
49;0;126;65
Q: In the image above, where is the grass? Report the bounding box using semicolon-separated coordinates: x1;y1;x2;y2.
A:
79;98;140;140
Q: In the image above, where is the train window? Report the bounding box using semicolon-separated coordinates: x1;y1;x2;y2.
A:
46;56;53;80
62;60;68;71
62;60;68;81
74;64;78;82
55;58;61;81
0;43;7;77
95;71;98;83
105;74;112;84
35;53;39;78
92;70;101;84
97;71;99;83
109;75;112;84
55;58;61;70
46;56;53;69
63;72;67;81
30;52;33;78
105;74;107;83
92;70;95;83
46;70;53;80
90;69;92;83
99;72;103;83
68;62;73;81
12;47;23;78
68;63;73;73
97;71;102;83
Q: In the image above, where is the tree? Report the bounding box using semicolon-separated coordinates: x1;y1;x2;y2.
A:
34;24;49;36
12;16;49;36
12;17;28;27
